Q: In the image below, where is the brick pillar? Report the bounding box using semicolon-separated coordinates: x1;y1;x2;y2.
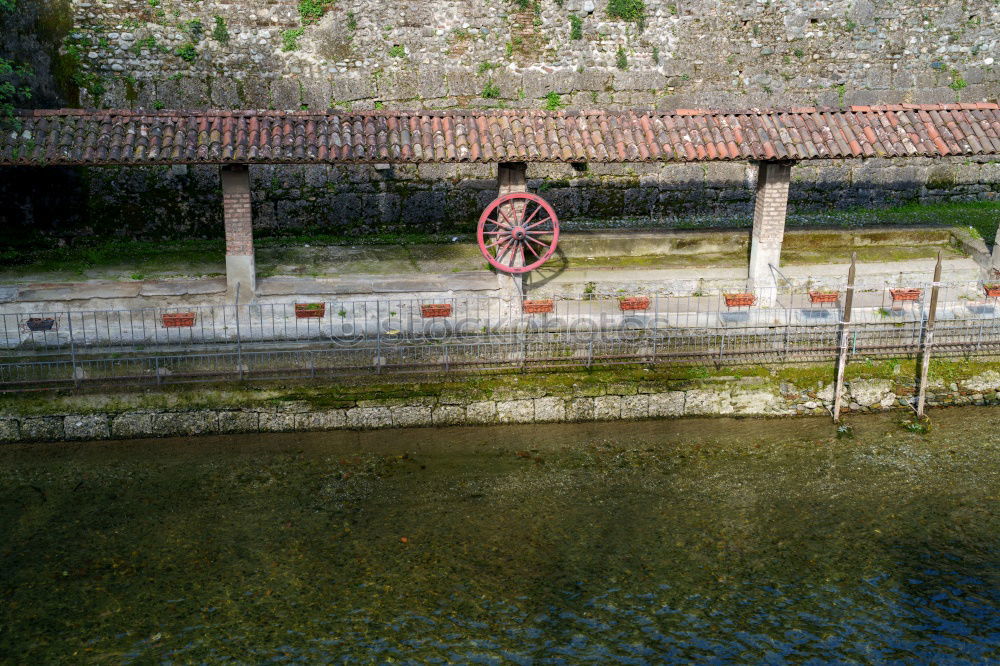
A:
748;162;792;307
497;162;527;300
221;164;256;302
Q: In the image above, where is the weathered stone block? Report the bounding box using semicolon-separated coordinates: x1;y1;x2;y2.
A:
111;413;155;439
153;411;219;437
620;394;649;419
848;379;894;407
593;395;622;420
20;416;65;441
684;390;733;415
433;405;465;425
346;407;393;429
566;397;595;421
466;401;497;424
534;397;566;422
390;405;433;428
0;418;19;442
64;414;110;440
496;400;534;424
730;390;786;416
219;411;261;434
648;392;685;417
259;413;297;432
295;410;347;431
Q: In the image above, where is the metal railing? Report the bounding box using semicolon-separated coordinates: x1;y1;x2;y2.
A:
2;280;998;391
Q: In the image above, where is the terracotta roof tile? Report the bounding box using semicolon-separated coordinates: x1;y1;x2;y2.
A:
2;106;998;166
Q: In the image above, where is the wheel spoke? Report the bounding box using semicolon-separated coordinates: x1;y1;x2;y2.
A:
496;239;516;265
523;240;540;258
523;235;549;250
519;202;544;229
524;215;551;231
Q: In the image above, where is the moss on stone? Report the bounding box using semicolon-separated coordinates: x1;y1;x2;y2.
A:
5;357;999;419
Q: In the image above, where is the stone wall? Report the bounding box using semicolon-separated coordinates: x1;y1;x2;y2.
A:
5;369;1000;442
1;0;998;240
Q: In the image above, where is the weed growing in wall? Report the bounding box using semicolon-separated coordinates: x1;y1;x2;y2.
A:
569;14;583;40
388;45;406;58
616;46;628;70
607;0;645;27
482;80;500;98
185;19;203;40
298;0;334;25
544;91;565;110
212;16;229;44
0;58;32;128
282;28;304;52
174;43;197;62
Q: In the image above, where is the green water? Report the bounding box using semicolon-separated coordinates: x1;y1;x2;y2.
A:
2;409;999;663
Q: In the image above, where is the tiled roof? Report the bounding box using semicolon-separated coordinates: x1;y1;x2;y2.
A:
2;104;999;166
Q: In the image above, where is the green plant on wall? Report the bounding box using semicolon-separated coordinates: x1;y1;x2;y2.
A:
282;28;304;51
607;0;645;28
212;16;229;44
0;58;32;128
569;14;583;40
616;45;628;70
174;43;198;62
388;44;406;58
482;80;500;99
544;91;565;110
298;0;334;24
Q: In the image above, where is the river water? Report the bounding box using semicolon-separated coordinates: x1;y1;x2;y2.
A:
1;409;999;663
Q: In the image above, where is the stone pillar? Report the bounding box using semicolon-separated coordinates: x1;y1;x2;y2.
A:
497;162;527;300
748;161;792;307
991;231;1000;276
221;164;256;302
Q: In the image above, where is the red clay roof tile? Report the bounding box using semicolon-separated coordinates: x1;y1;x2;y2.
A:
2;106;998;166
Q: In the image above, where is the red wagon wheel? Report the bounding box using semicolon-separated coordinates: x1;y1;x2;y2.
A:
477;192;559;275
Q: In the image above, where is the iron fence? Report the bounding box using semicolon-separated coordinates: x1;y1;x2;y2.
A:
3;282;1000;391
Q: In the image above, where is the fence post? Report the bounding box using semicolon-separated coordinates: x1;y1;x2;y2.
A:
375;300;382;375
832;252;857;423
67;311;80;388
234;282;244;381
916;252;942;418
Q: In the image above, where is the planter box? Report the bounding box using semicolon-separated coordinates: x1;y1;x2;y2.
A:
618;296;651;311
420;304;452;318
984;285;1000;298
723;293;756;307
522;299;554;314
25;317;55;332
161;313;196;328
889;288;922;302
809;291;840;303
295;303;326;319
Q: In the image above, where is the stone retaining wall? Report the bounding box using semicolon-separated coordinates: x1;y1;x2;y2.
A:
6;371;1000;442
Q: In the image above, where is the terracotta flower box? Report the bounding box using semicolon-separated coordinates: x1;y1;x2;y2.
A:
522;299;554;314
618;296;651;311
25;317;55;332
294;303;326;319
889;288;922;302
724;293;756;307
809;290;840;303
420;304;452;318
984;284;1000;298
161;312;196;328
